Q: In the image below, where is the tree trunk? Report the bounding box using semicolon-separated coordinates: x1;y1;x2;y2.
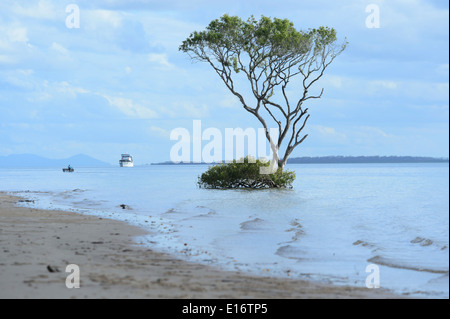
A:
278;158;287;171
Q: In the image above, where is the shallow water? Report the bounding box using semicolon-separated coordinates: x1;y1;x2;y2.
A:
1;163;448;298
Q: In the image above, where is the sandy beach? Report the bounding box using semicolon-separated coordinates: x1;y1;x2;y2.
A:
0;192;401;299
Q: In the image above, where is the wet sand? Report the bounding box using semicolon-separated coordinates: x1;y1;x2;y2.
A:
0;192;401;299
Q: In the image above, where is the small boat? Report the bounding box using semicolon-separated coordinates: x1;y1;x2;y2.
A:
63;166;74;172
119;154;134;167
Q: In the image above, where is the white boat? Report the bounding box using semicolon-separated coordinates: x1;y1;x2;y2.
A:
119;154;134;167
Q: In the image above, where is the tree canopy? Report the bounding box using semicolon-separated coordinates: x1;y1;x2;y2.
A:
180;15;347;170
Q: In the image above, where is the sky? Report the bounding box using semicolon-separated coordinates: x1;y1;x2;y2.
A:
0;0;448;165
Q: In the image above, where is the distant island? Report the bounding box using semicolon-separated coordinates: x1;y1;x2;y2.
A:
151;156;449;165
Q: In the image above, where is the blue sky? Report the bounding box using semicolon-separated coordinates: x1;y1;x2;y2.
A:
0;0;448;164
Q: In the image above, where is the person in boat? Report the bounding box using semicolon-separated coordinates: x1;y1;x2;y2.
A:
68;165;72;170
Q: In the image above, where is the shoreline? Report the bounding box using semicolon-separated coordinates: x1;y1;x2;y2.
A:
0;192;402;299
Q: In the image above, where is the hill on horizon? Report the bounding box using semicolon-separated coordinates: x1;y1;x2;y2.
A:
0;154;112;168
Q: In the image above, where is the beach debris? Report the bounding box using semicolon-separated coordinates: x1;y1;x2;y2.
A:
46;265;60;273
410;237;433;246
286;219;305;241
17;199;34;203
352;240;375;248
421;239;433;246
411;237;424;243
239;218;265;230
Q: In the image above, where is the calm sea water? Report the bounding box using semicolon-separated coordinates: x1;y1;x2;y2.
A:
1;163;448;298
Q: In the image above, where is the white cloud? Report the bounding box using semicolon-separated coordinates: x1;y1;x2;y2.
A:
57;82;90;98
381;0;449;38
84;9;123;29
323;75;344;89
369;80;398;90
220;96;240;108
395;81;449;101
11;79;90;102
323;76;448;102
17;69;34;76
7;27;29;43
160;101;209;118
149;126;169;137
0;55;16;64
4;76;32;90
0;23;29;49
359;126;391;138
51;42;69;55
101;94;158;119
436;63;449;75
313;125;347;142
11;0;57;20
140;13;203;50
26;92;52;103
148;53;174;69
